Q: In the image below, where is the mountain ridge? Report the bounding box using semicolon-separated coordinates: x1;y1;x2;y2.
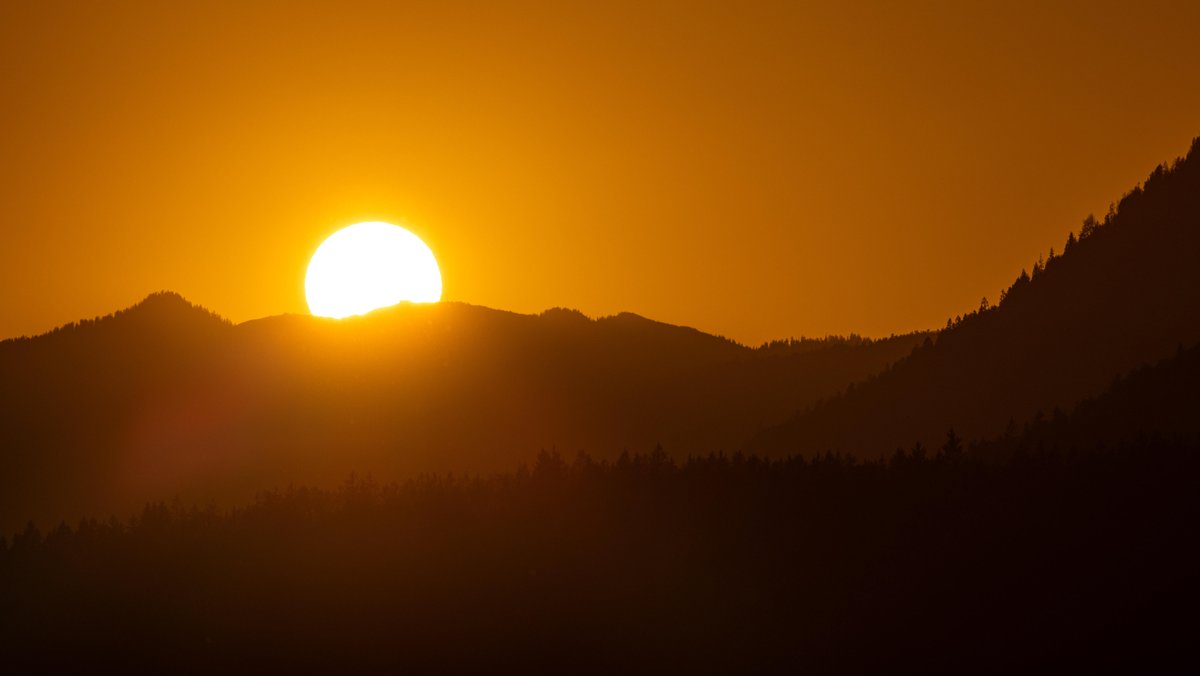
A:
750;136;1200;457
0;291;928;531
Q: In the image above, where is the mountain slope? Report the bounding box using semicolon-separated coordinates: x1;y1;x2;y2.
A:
0;295;925;530
751;136;1200;457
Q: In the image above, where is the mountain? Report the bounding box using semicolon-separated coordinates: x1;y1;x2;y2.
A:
751;136;1200;458
0;293;925;531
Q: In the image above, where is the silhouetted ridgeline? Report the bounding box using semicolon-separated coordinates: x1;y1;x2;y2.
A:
752;137;1200;458
0;293;926;532
2;441;1196;672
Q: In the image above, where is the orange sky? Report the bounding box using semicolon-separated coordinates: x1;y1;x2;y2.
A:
2;0;1198;345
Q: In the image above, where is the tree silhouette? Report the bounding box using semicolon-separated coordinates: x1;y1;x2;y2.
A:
940;428;963;459
0;432;1195;672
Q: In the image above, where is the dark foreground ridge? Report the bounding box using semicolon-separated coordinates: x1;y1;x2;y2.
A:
2;437;1197;672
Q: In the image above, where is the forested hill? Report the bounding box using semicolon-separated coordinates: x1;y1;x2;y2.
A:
0;293;924;532
751;137;1200;458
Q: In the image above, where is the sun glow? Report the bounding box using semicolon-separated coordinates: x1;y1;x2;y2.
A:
305;222;442;318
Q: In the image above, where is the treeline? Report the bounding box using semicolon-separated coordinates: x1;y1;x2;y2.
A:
2;439;1196;671
754;332;926;355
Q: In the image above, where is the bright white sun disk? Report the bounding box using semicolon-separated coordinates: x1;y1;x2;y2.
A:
305;222;442;318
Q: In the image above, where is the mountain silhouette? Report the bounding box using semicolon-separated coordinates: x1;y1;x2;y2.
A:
750;136;1200;458
0;293;924;531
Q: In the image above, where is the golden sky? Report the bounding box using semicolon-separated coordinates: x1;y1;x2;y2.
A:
2;0;1198;344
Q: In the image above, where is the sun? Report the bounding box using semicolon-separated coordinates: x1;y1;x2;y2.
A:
305;221;442;318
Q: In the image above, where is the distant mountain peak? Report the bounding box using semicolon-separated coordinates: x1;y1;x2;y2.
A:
115;291;230;325
539;307;591;322
0;291;232;348
136;290;191;306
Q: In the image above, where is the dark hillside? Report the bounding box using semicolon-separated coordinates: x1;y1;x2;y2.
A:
2;441;1195;672
752;137;1200;457
0;293;233;526
0;297;924;531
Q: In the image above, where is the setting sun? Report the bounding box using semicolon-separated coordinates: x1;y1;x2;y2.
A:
305;222;442;318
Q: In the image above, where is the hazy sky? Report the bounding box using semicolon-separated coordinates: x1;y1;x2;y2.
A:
3;0;1198;344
